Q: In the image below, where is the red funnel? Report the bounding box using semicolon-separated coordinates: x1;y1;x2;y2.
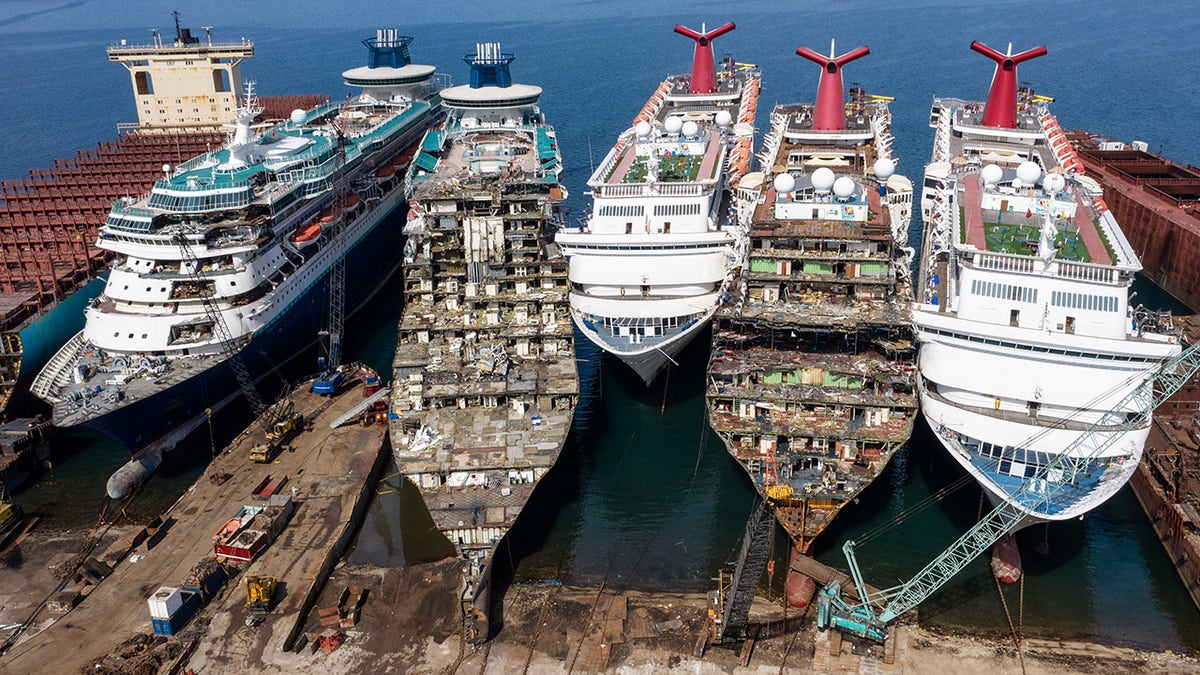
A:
674;22;735;94
795;42;870;131
971;41;1047;129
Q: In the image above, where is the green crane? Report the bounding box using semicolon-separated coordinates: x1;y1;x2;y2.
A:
818;335;1199;643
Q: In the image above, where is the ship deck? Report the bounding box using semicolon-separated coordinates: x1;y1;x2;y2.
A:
410;123;560;199
604;128;722;186
958;172;1113;265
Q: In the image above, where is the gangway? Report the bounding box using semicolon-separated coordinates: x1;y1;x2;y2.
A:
818;336;1200;645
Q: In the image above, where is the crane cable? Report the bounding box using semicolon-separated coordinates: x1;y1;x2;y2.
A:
851;472;975;548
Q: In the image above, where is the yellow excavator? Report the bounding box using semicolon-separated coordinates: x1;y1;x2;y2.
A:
245;576;277;627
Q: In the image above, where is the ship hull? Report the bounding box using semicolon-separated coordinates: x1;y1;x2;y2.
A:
918;375;1147;526
573;304;709;385
68;206;405;451
1;275;108;415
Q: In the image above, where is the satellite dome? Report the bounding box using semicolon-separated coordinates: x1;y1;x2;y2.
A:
773;173;797;194
664;116;683;134
873;158;895;180
812;167;836;193
1043;172;1066;194
715;110;733;127
161;164;171;175
635;121;652;138
981;163;1004;186
1016;161;1042;185
681;120;700;138
833;176;856;198
290;109;306;126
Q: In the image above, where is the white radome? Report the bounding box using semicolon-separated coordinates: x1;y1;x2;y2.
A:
981;163;1004;186
833;176;856;198
812;167;836;192
873;158;895;179
715;110;733;127
664;116;683;134
290;109;306;126
773;173;796;195
681;120;699;138
635;121;652;138
1016;161;1041;185
1043;172;1066;194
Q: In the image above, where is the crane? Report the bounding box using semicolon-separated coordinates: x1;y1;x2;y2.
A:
312;123;349;395
817;335;1200;644
175;233;268;422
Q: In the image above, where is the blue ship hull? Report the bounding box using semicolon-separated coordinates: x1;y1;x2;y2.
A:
3;274;109;415
79;207;405;451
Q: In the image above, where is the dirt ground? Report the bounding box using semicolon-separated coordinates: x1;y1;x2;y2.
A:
0;525;132;643
173;557;1200;675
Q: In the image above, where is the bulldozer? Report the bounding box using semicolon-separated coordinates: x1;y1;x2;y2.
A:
245;575;277;627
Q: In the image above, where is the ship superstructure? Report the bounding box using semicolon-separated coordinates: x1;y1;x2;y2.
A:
556;22;760;384
707;42;916;557
915;43;1180;545
389;43;577;644
32;29;446;449
0;18;324;416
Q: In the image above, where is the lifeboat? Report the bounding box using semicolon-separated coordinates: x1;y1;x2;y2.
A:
288;222;322;247
318;206;342;223
375;164;396;181
344;193;361;209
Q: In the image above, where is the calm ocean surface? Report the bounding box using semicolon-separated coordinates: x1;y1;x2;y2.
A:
2;0;1199;652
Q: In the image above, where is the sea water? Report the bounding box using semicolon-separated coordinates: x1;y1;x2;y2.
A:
2;0;1199;652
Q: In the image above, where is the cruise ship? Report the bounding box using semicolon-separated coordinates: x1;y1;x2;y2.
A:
32;30;446;450
556;22;760;384
0;18;325;418
707;42;916;600
915;42;1181;571
389;43;577;643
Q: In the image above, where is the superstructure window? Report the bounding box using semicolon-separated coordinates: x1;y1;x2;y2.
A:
1050;290;1119;312
969;279;1037;304
598;204;646;217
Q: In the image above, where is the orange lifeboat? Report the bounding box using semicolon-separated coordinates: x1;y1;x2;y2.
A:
344;193;361;209
318;206;342;223
375;164;396;181
289;222;322;247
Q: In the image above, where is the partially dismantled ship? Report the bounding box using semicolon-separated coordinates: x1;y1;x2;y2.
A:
389;43;578;643
706;41;917;596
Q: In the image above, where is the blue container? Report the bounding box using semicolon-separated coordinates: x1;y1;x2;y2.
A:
183;565;227;601
152;590;201;636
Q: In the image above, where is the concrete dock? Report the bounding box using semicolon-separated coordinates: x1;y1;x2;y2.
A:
0;373;388;673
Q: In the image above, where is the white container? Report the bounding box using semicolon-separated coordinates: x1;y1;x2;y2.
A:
148;586;183;620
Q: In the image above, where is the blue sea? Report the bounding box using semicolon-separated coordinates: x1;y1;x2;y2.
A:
2;0;1199;653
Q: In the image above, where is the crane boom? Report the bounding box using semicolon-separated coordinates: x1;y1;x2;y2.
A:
832;335;1198;633
175;233;267;421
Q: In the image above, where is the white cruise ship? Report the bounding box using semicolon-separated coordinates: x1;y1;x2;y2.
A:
556;22;760;384
915;42;1181;545
32;30;445;450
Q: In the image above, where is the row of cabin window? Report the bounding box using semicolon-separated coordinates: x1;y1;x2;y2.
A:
653;203;701;216
1050;290;1119;312
597;204;645;217
970;279;1038;303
